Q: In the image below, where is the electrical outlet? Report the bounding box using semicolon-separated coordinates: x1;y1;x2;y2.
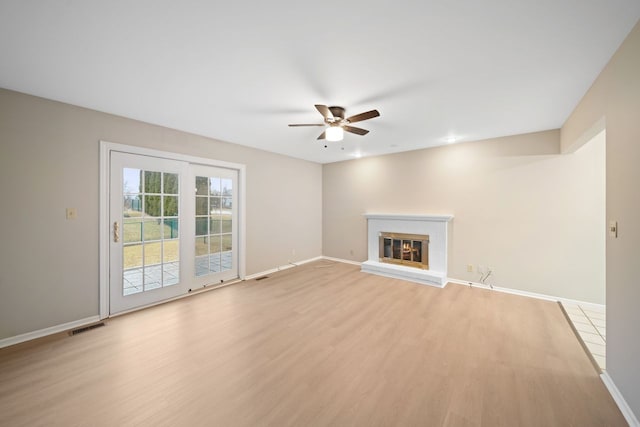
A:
292;249;296;256
467;264;473;272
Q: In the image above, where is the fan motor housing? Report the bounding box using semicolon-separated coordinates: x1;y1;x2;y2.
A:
328;106;345;121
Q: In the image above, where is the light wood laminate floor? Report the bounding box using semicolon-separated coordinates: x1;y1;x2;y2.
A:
0;261;625;426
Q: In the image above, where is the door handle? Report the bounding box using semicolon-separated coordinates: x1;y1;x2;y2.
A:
113;221;120;243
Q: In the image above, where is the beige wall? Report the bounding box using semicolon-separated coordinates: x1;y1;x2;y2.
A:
563;19;640;419
323;129;606;304
0;88;323;340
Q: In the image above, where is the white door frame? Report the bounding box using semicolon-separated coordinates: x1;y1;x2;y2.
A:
99;140;246;319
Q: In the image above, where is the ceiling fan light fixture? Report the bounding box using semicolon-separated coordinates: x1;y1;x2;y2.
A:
326;126;344;141
289;104;379;142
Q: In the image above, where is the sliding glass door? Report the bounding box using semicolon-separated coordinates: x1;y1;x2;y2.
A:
109;152;239;314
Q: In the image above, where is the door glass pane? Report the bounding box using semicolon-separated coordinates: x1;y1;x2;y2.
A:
209;235;221;254
143;219;162;241
195;197;208;215
221;234;232;271
195;236;209;257
144;171;162;193
195;217;208;236
144;265;162;291
222;234;232;252
221;214;232;233
163;263;179;286
144;241;162;266
124;195;143;216
210;197;220;213
209;255;221;273
222;197;232;212
221;178;232;196
144;195;161;217
163;172;178;194
163;218;178;239
123;166;143;237
122;167;180;296
123;219;142;243
163;240;179;263
196;176;211;276
163;240;179;287
123;168;142;194
210;216;221;234
123;268;143;296
124;244;143;269
209;235;221;273
209;177;221;196
195;176;209;195
163;196;178;216
195;174;234;277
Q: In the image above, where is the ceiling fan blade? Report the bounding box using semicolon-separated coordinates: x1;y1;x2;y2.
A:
288;124;325;127
346;109;380;124
317;131;326;140
343;125;369;136
315;104;334;120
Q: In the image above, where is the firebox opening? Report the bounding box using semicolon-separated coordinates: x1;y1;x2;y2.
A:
379;232;429;270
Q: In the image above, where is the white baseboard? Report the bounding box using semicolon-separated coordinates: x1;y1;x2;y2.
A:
0;315;101;349
447;278;606;311
321;256;363;266
601;371;640;427
295;256;325;266
244;256;324;280
244;256;362;281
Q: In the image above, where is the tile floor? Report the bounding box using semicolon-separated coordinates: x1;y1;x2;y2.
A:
123;262;180;295
123;252;233;296
195;251;233;277
561;302;606;370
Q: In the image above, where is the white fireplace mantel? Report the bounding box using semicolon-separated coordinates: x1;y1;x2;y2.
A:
363;213;454;222
361;213;453;287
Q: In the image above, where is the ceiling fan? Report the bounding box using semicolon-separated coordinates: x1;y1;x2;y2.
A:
288;104;380;142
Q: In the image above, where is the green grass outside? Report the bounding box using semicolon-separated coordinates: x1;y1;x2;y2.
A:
122;212;232;269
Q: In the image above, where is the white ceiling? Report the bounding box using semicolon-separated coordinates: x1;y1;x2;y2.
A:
1;1;639;163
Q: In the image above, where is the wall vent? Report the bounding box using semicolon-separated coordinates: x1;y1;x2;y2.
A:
69;322;106;336
255;276;269;281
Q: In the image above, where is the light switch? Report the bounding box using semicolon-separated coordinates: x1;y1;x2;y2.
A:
608;220;618;238
66;208;78;220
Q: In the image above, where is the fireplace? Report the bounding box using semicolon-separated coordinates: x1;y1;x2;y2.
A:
379;232;429;269
362;214;453;287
